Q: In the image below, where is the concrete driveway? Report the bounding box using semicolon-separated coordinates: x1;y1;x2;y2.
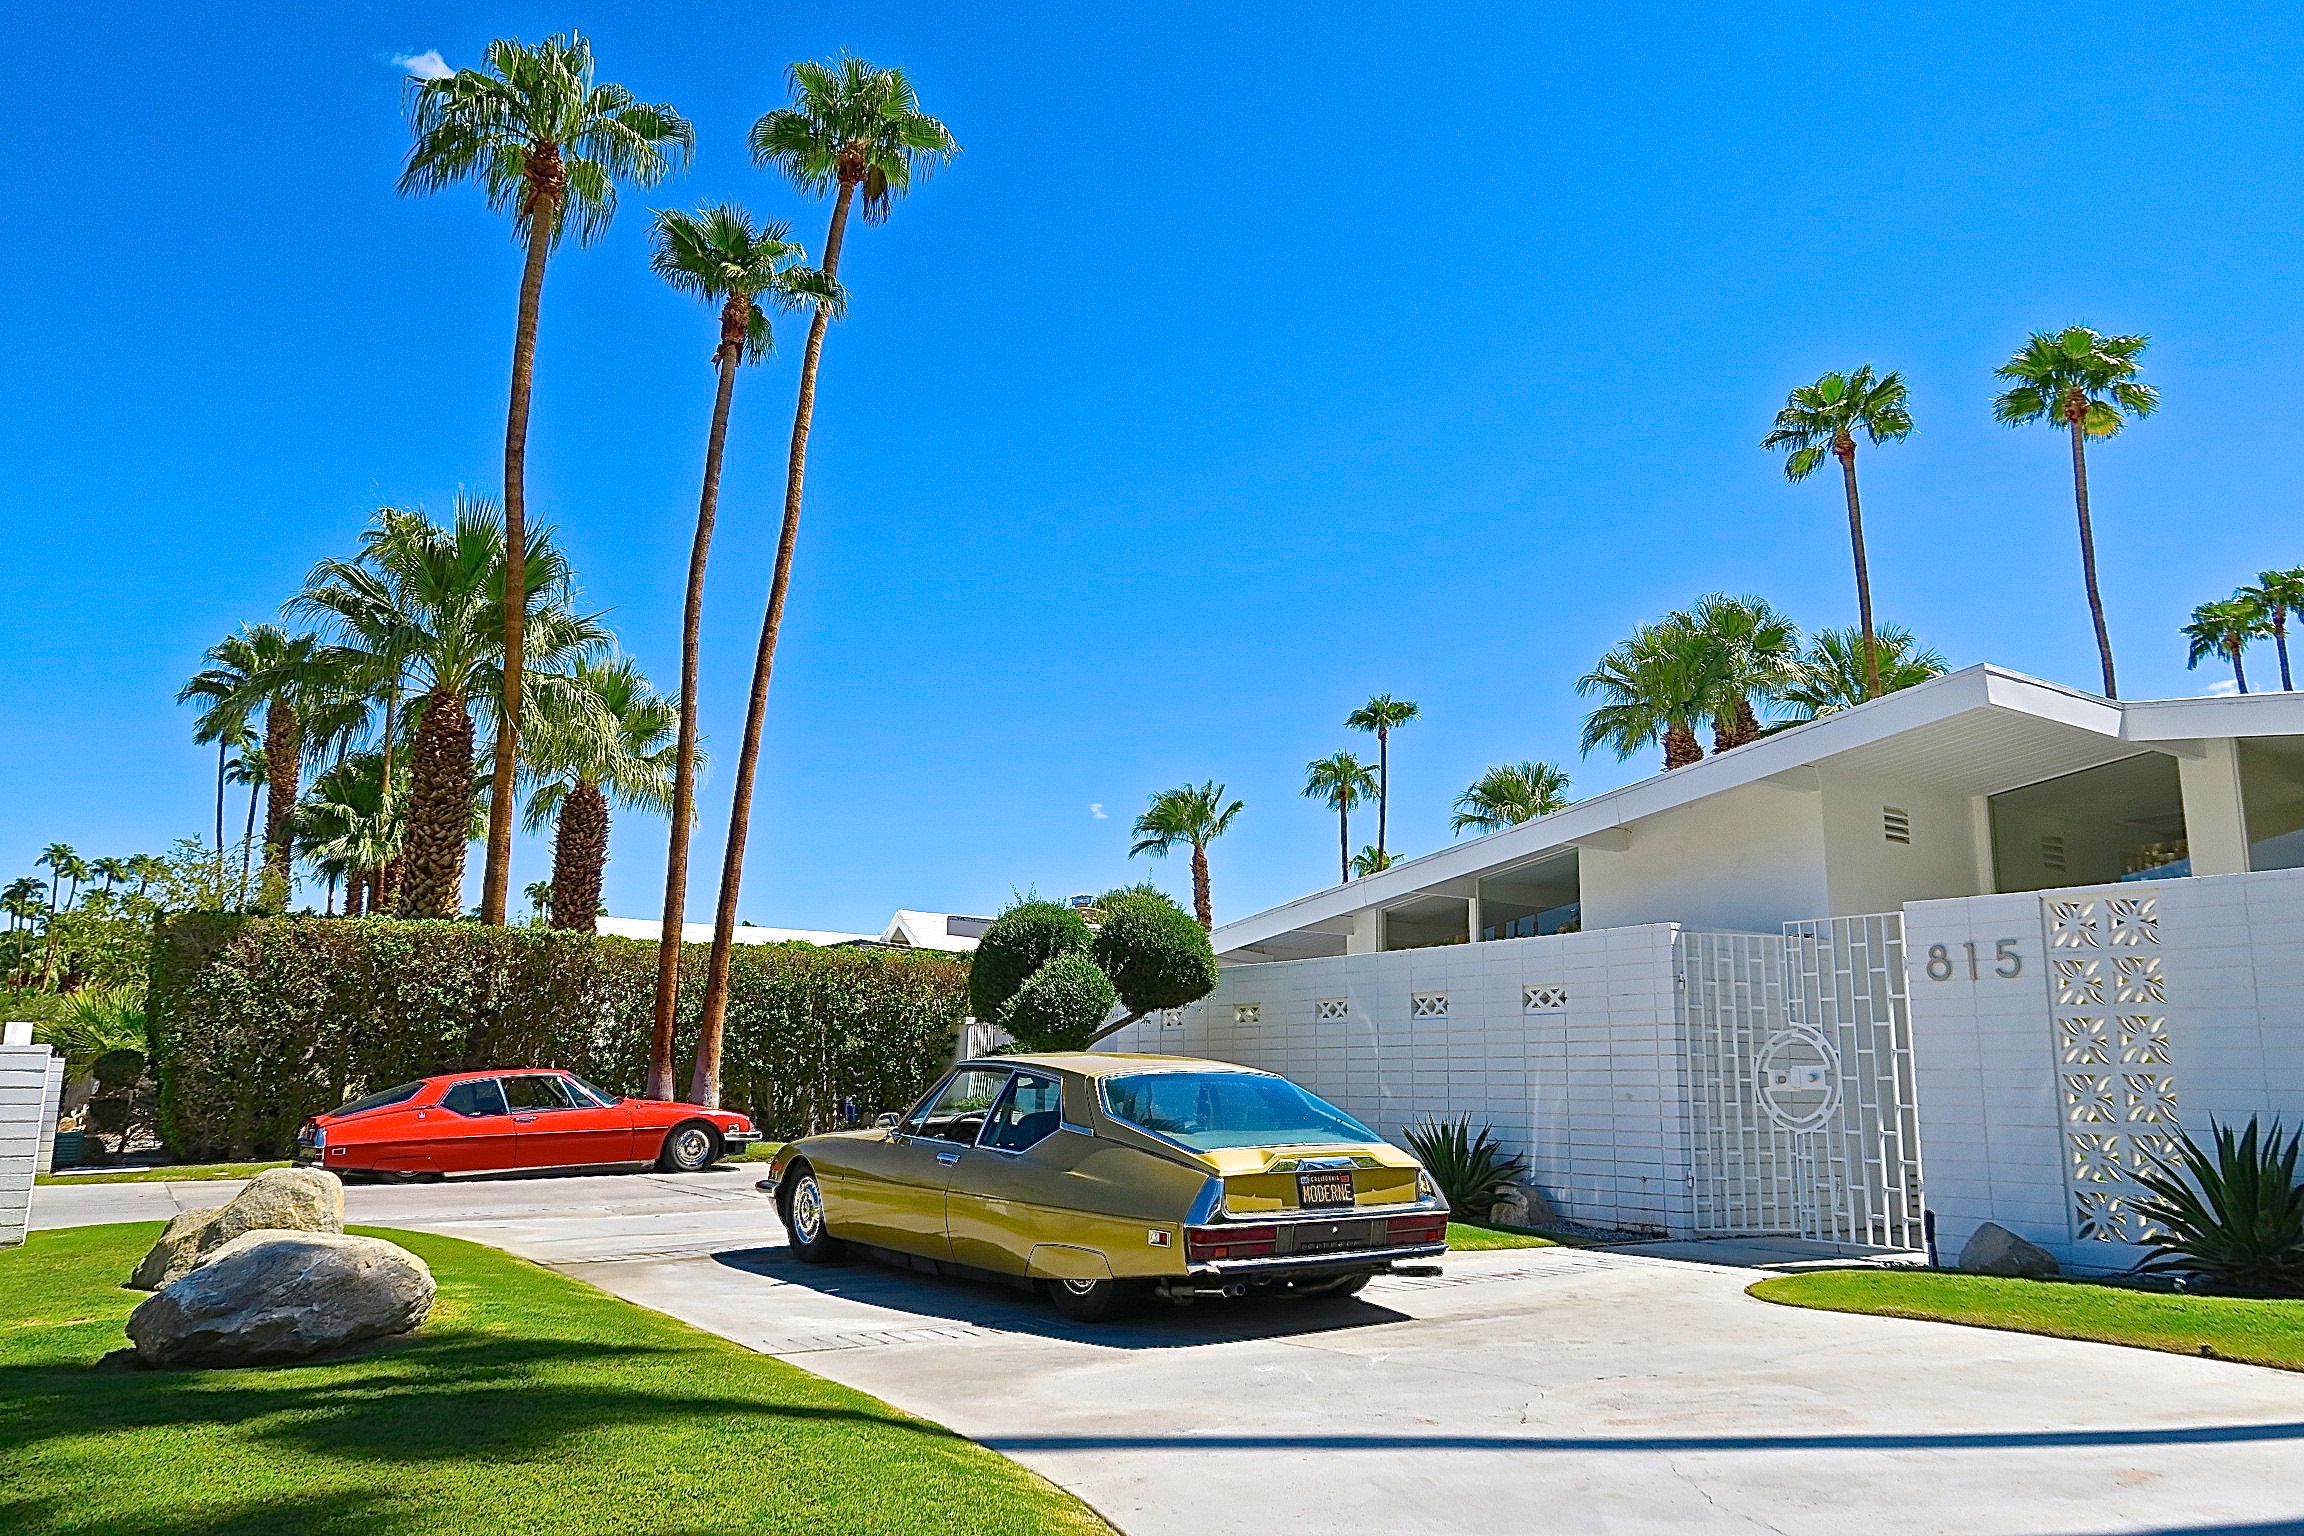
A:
34;1171;2304;1535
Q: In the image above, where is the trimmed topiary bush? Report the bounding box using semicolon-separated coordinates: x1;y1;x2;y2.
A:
1092;896;1218;1016
147;914;970;1159
966;901;1091;1022
1001;951;1121;1052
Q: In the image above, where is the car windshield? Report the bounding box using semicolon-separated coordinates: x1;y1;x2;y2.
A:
1099;1071;1377;1151
332;1081;425;1117
564;1075;622;1108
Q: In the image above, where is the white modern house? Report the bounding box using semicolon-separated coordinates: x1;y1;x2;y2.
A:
597;909;989;954
1101;666;2304;1271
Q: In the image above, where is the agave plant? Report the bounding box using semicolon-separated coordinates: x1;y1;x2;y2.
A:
1404;1116;1528;1218
2130;1117;2304;1296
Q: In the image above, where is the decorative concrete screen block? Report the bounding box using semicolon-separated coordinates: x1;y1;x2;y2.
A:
1158;1008;1184;1029
1314;998;1349;1022
2043;894;2176;1245
1523;985;1567;1013
1231;1003;1260;1026
1410;991;1448;1019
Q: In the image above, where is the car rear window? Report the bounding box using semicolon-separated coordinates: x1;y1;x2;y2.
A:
332;1081;426;1117
1098;1071;1378;1151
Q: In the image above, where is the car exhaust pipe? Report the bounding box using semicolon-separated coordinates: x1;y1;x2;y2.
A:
1158;1281;1250;1302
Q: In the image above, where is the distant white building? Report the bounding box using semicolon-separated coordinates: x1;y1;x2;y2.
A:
596;909;989;954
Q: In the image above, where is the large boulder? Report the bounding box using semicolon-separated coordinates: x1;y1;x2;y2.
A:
1487;1181;1559;1230
126;1230;435;1369
1957;1220;2060;1279
128;1168;346;1290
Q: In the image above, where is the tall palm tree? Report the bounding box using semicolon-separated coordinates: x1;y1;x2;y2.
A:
180;625;331;908
1992;326;2159;699
224;742;266;905
36;844;77;979
1680;594;1801;750
400;33;691;926
1578;619;1714;770
1128;782;1244;930
683;56;959;1108
178;663;253;870
1761;367;1913;702
1452;762;1572;836
643;204;833;1099
1777;624;1948;722
1303;753;1377;885
522;654;679;934
2183;597;2270;694
1344;695;1419;858
297;501;605;920
2239;569;2304;691
90;857;129;897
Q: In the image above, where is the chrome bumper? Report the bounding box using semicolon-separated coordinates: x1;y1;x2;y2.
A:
1189;1241;1449;1277
721;1130;765;1149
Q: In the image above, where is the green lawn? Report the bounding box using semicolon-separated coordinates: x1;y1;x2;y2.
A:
0;1223;1109;1536
1749;1268;2304;1373
1445;1220;1558;1251
36;1161;288;1186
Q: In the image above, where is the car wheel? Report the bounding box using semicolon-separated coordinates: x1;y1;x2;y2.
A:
1045;1276;1134;1323
657;1121;722;1173
1296;1273;1372;1299
781;1163;844;1263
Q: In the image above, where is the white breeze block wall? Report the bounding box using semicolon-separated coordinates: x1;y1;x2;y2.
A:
1100;923;1696;1235
1905;868;2304;1274
0;1043;59;1247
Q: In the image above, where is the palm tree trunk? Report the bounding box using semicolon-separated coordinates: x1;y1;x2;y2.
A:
650;329;745;1099
2274;615;2293;691
396;685;475;919
2069;418;2118;699
1838;446;1882;701
551;781;609;934
345;874;365;919
692;179;860;1108
2230;645;2250;694
1664;723;1703;769
1338;804;1350;884
261;703;302;909
239;781;259;905
481;195;559;928
1191;843;1212;930
214;737;229;888
324;875;336;916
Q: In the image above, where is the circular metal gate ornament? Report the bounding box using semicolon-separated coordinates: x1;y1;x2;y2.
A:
1755;1029;1841;1134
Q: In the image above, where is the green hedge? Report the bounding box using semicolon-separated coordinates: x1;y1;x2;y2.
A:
148;915;970;1160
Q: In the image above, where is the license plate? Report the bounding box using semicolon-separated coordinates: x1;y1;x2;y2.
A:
1298;1170;1356;1208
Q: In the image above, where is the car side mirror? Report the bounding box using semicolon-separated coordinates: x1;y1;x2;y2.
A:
874;1112;900;1129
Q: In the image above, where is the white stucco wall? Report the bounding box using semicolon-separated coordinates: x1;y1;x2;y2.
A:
1819;762;1985;917
1577;783;1828;934
1099;925;1696;1235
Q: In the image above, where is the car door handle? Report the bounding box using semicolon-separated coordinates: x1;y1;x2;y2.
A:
513;1115;537;1124
936;1151;961;1165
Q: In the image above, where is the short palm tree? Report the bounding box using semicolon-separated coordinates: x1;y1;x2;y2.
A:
2184;596;2270;694
644;203;833;1098
2239;569;2304;691
295;751;406;918
1578;619;1713;770
1349;845;1393;878
1680;594;1800;749
1345;695;1419;859
224;741;267;904
180;625;332;907
522;654;679;934
1762;366;1913;701
400;33;691;926
1777;624;1947;722
1992;326;2159;699
1303;753;1378;884
685;56;959;1108
1452;762;1571;836
296;501;605;919
1128;782;1244;930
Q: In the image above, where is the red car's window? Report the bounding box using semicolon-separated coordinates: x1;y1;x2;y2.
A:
563;1075;623;1108
333;1081;426;1116
504;1075;576;1111
441;1079;509;1117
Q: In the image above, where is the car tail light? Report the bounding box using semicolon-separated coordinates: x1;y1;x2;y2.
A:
1185;1223;1278;1262
1386;1214;1447;1246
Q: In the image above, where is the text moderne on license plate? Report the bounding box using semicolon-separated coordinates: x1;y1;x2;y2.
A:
1298;1169;1356;1207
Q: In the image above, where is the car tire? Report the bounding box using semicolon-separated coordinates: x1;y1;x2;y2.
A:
781;1163;845;1263
657;1121;722;1173
1045;1276;1135;1323
1296;1273;1373;1299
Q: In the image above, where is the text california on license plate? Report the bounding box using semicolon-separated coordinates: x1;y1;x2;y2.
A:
1298;1169;1356;1207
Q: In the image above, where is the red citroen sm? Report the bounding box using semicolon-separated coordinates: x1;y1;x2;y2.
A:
294;1070;761;1179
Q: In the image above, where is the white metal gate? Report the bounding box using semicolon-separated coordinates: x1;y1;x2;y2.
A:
1682;914;1927;1251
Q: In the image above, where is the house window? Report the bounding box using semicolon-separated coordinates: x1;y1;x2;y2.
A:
1410;991;1449;1019
1989;755;2186;893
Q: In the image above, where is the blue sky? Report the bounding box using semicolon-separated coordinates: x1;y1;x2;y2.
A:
3;3;2301;930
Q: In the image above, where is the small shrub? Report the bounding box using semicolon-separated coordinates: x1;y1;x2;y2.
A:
1404;1116;1528;1216
968;901;1091;1021
2132;1117;2304;1296
1002;952;1119;1052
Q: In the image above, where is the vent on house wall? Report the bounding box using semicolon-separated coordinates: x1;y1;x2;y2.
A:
1232;1003;1261;1026
1882;806;1912;845
1410;991;1449;1019
2042;834;2069;873
1314;997;1350;1022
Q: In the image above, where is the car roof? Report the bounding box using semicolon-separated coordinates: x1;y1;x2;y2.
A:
959;1052;1268;1080
423;1068;573;1085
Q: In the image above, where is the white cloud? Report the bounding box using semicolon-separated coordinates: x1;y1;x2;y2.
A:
1089;803;1108;820
392;50;453;80
2206;678;2241;697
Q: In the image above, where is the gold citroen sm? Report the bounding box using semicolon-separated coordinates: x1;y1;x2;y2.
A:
764;1053;1449;1320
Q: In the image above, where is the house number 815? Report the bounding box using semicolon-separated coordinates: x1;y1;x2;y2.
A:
1925;940;2022;981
